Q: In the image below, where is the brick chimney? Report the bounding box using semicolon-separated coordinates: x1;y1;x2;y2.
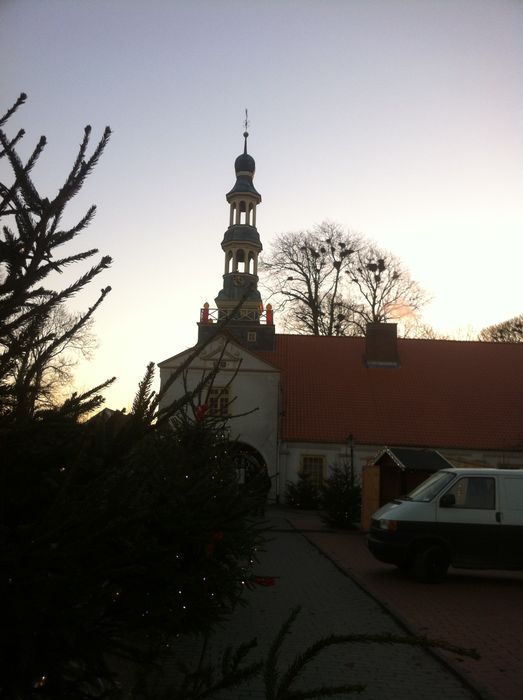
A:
364;323;399;367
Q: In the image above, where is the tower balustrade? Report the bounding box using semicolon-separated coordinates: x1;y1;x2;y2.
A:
200;303;274;325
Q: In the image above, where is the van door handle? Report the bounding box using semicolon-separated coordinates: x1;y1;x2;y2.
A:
496;511;502;523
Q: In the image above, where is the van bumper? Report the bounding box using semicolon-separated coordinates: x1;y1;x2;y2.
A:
367;532;409;566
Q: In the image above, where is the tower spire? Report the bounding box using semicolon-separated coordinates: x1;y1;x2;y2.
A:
243;108;249;154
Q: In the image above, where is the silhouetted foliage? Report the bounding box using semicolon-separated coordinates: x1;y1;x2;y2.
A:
0;95;266;699
347;241;429;334
321;463;361;529
159;605;479;699
0;93;114;420
285;471;321;509
260;223;359;336
260;222;429;337
479;314;523;343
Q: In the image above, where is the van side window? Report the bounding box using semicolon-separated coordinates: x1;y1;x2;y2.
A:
504;478;523;510
446;477;495;510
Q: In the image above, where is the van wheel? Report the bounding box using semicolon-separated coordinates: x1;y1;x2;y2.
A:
413;545;449;583
395;558;412;574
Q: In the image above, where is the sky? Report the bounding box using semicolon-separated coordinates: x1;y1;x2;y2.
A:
1;0;522;410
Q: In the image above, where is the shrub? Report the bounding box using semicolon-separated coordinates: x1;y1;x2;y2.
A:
321;463;361;528
285;472;321;509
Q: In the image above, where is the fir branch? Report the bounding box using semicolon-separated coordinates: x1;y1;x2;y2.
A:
49;126;111;214
1;255;112;336
49;204;97;244
24;286;111;389
64;125;93;190
263;606;479;700
154;284;256;424
264;606;300;699
0;128;43;212
131;361;156;419
0;91;27;128
54;376;116;419
36;246;101;275
23;134;47;176
0;128;25;160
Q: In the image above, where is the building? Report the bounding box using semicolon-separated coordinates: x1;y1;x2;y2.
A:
159;132;523;503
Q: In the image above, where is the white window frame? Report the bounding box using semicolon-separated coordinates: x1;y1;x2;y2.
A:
208;387;230;417
300;454;327;489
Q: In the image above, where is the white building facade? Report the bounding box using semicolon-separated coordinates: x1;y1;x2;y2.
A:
159;132;523;505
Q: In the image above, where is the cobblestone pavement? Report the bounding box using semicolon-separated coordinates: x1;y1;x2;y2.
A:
285;509;523;700
157;509;482;699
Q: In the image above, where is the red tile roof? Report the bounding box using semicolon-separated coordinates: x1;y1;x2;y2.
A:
256;334;523;451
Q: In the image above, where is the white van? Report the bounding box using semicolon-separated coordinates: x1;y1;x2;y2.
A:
367;468;523;582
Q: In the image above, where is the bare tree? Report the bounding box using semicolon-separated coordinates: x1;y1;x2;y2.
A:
260;222;361;335
399;320;448;339
260;222;429;336
6;303;98;411
479;315;523;343
347;242;430;335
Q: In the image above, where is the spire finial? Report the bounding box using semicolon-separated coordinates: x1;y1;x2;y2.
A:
243;108;249;154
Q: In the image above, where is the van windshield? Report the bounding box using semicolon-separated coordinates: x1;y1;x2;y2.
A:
406;471;457;502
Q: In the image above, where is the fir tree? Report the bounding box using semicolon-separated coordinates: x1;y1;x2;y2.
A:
0;93;114;420
0;94;266;699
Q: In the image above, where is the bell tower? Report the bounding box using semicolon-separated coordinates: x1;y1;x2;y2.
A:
198;118;275;350
217;127;262;312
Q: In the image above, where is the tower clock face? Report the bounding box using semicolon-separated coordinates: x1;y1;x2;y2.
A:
233;274;245;286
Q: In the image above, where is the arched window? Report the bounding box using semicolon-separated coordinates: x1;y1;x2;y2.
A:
239;200;247;225
236;249;246;273
248;251;255;274
226;250;234;273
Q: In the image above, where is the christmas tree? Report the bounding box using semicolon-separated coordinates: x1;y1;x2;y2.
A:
0;94;266;698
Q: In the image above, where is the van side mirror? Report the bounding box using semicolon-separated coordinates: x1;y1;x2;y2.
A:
440;493;456;508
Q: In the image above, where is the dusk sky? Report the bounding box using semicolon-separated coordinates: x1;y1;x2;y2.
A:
1;0;522;410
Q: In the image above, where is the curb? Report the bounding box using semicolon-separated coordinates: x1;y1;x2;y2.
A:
284;515;497;700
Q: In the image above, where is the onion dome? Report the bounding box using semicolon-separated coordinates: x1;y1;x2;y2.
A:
235;132;256;173
227;130;260;199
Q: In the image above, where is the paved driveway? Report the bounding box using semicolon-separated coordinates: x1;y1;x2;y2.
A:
156;508;480;699
285;509;523;700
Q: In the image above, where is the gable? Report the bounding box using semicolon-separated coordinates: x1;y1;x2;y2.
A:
158;333;279;374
